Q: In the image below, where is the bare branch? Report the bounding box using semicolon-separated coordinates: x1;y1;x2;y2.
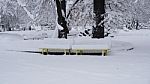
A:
66;0;80;18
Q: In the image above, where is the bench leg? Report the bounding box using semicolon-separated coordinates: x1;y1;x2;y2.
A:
102;50;108;56
76;50;83;55
64;49;67;55
102;50;104;56
76;50;78;55
76;50;80;55
42;48;49;55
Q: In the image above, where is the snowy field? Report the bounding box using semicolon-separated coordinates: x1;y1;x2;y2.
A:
0;29;150;84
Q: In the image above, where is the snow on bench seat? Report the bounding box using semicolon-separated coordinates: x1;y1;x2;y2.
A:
39;38;111;56
72;45;109;49
39;45;71;55
71;45;110;56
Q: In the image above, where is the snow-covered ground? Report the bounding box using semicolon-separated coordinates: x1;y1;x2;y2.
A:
0;29;150;84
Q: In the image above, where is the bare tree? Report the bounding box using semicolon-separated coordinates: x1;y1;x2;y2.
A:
92;0;105;38
55;0;69;39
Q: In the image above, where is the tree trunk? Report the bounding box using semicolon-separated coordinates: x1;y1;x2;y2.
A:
61;0;66;17
92;0;105;38
135;20;139;30
55;0;69;39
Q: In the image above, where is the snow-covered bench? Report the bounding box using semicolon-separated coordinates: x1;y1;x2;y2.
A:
40;45;71;55
39;38;111;56
71;45;110;56
40;48;70;55
40;44;110;56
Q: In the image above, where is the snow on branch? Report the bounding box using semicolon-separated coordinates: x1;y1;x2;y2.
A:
17;0;34;20
66;0;80;18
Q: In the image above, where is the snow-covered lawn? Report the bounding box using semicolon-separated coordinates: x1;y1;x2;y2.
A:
0;29;150;84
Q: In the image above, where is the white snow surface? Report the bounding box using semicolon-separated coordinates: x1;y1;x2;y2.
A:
0;33;24;40
0;29;150;84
